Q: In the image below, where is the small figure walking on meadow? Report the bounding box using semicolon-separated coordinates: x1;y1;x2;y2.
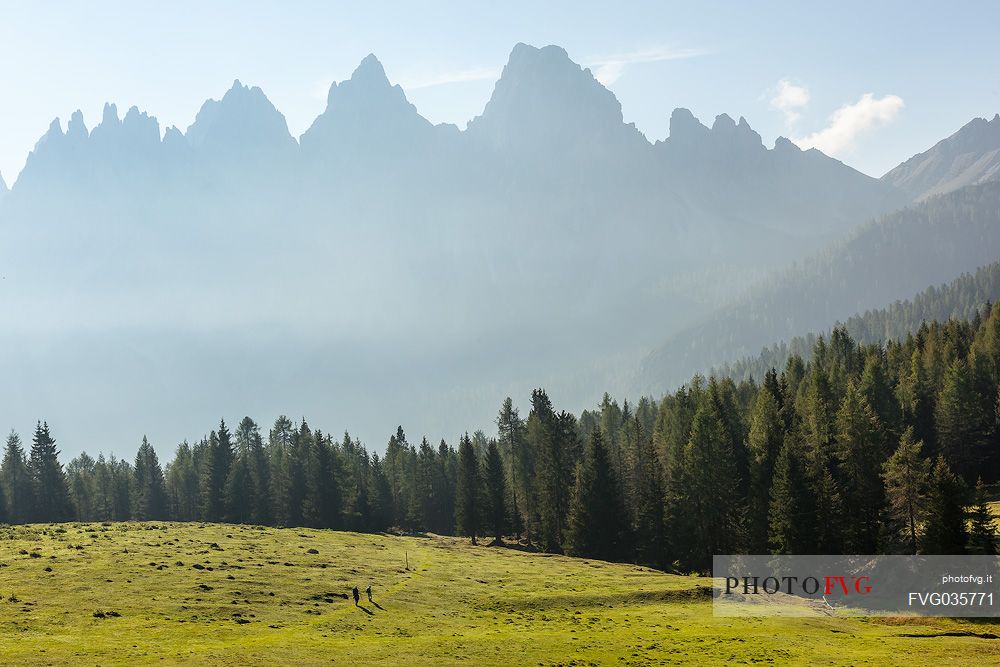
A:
352;586;360;606
366;584;373;603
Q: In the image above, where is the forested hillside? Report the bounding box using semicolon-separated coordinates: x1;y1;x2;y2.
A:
639;180;1000;394
3;305;999;571
717;259;1000;382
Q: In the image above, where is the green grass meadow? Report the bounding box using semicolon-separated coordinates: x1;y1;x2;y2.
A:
0;522;998;665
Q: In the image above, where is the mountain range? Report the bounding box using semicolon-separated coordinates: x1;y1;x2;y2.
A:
882;113;1000;200
0;42;997;456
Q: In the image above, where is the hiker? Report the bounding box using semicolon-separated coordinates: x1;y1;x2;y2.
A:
352;586;360;606
366;584;373;603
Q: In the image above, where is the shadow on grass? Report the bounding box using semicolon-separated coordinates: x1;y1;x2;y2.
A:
357;605;374;616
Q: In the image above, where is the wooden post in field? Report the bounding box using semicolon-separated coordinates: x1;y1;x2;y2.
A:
405;551;409;570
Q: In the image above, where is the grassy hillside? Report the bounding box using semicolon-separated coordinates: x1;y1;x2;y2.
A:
1;523;998;665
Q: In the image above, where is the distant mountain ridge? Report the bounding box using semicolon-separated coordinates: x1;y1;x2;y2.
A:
5;43;902;249
882;113;1000;201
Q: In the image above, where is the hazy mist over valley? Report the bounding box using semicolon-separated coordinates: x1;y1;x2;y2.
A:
0;42;996;458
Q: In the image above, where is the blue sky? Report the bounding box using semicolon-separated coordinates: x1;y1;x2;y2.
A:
2;0;999;183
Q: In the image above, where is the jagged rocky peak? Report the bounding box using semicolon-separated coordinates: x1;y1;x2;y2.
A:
773;136;801;152
301;53;434;153
668;108;708;140
347;53;392;89
319;53;418;117
662;109;763;153
66;110;88;140
88;103;161;148
467;42;644;153
185;79;295;152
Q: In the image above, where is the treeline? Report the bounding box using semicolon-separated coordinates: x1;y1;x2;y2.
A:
718;260;1000;383
2;307;1000;571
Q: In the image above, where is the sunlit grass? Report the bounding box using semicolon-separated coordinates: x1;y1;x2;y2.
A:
1;522;997;665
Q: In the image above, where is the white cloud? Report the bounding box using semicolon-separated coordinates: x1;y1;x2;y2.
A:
586;46;708;86
769;79;810;125
794;93;904;156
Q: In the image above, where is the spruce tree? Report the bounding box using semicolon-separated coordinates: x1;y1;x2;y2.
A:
496;397;528;539
1;431;33;523
369;453;393;531
769;433;817;554
454;433;480;544
483;439;508;543
631;417;666;568
564;430;627;561
682;388;739;569
303;432;341;529
935;358;981;480
881;428;931;554
224;453;253;524
202;419;234;522
66;453;97;521
921;456;968;554
235;417;271;525
165;441;200;521
133;436;167;520
286;420;311;526
28;421;72;522
268;416;295;526
967;477;997;555
747;388;783;552
835;381;884;553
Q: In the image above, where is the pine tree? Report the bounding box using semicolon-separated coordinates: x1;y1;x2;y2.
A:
235;417;271;525
1;431;33;523
303;431;341;529
267;416;295;526
630;416;666;568
528;390;572;552
483;439;508;543
881;428;931;554
165;441;200;521
681;388;739;569
835;381;884;553
967;477;997;555
383;427;408;526
921;456;968;554
28;421;72;522
496;397;528;539
454;433;480;544
747;388;783;552
809;448;844;554
369;453;393;531
132;436;167;520
285;420;311;526
66;453;97;521
564;430;627;561
768;432;817;554
202;419;234;522
935;358;981;480
224;453;253;524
